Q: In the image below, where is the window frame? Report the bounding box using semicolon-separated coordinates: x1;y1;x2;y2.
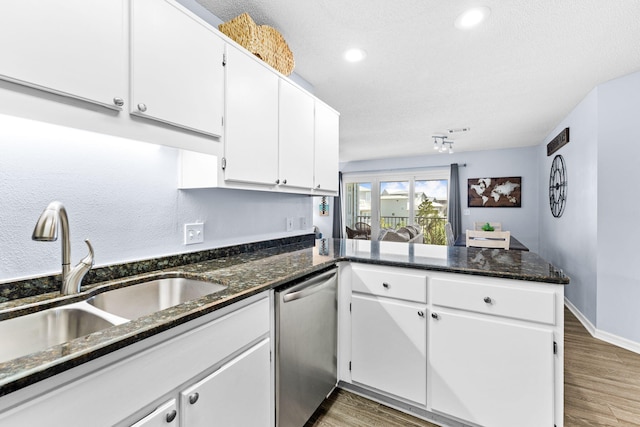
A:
344;169;449;241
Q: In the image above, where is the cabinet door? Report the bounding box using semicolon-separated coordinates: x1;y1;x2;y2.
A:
130;400;177;427
131;0;224;136
180;339;271;427
351;294;426;404
278;79;315;189
429;311;554;427
224;45;279;185
0;0;125;109
313;101;339;193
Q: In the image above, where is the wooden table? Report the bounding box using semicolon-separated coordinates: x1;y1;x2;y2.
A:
454;233;529;251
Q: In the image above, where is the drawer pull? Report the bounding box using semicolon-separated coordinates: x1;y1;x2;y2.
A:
418;310;425;317
189;392;199;405
484;296;493;304
166;410;177;423
382;282;390;289
431;312;439;320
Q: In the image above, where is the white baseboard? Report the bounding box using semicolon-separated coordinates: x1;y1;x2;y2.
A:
565;297;640;355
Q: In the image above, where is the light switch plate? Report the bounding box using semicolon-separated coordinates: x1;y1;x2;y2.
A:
184;223;204;245
300;217;307;229
286;217;294;231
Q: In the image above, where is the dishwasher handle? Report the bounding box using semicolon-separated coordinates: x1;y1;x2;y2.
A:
282;270;336;303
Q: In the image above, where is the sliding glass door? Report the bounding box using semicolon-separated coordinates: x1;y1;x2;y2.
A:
415;179;448;245
345;181;372;239
345;171;448;244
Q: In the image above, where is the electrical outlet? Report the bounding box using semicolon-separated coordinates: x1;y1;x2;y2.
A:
184;223;204;245
300;217;307;229
286;217;294;231
463;209;471;216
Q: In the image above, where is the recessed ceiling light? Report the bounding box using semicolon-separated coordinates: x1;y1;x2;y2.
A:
344;48;367;63
455;6;490;30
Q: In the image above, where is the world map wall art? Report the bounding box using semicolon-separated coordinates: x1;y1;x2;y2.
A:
467;177;522;208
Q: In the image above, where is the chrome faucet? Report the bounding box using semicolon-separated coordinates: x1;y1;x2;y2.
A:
32;201;95;295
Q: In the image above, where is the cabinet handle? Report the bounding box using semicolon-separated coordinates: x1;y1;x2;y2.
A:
484;296;493;304
382;282;390;289
189;392;199;405
113;97;124;107
418;310;425;317
316;184;321;189
137;103;147;112
431;312;439;320
283;179;287;184
276;179;280;184
165;410;177;423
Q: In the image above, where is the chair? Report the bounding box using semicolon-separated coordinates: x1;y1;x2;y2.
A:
354;222;371;239
466;230;510;249
445;222;455;246
474;221;502;231
346;225;368;240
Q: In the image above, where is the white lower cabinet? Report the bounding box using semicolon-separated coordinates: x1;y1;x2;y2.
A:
349;264;428;405
341;263;564;427
0;294;272;427
179;339;271;427
428;311;554;427
131;400;178;427
351;294;426;404
132;338;271;427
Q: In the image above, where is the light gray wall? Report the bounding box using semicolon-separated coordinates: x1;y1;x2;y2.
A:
0;116;311;282
539;69;640;344
596;71;640;341
341;146;540;252
538;89;599;325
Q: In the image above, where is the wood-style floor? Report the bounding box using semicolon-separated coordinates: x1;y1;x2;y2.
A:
306;308;640;426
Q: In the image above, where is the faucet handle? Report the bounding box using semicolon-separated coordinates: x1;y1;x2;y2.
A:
62;239;95;295
80;239;95;267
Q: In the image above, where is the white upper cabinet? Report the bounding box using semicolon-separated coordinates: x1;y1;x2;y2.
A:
0;0;126;109
278;79;315;189
223;43;279;186
314;101;340;193
130;0;224;137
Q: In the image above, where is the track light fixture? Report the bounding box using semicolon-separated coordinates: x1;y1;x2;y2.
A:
432;136;454;154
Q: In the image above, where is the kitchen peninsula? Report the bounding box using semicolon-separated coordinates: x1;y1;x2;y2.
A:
0;236;567;427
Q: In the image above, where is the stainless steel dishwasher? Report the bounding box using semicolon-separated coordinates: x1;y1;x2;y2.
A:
275;267;338;427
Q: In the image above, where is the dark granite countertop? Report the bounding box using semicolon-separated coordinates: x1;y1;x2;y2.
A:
0;237;568;397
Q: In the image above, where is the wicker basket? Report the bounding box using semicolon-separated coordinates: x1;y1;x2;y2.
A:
219;13;295;76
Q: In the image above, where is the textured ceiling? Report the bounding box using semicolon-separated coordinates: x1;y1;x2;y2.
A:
197;0;640;162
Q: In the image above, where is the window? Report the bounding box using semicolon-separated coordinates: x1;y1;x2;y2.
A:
344;170;449;244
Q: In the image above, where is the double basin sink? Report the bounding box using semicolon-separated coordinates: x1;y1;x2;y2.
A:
0;276;227;364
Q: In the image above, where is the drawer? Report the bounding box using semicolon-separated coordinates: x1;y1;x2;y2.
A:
352;264;427;303
431;278;555;325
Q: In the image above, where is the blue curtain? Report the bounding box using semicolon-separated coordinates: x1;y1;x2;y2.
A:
448;164;462;238
332;172;343;238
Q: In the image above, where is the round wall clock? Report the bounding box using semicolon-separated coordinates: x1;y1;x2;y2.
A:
549;154;567;218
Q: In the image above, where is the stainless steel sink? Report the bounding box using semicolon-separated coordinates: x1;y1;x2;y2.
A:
87;277;227;320
0;303;117;364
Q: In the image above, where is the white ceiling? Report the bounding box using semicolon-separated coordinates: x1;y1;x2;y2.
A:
197;0;640;162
